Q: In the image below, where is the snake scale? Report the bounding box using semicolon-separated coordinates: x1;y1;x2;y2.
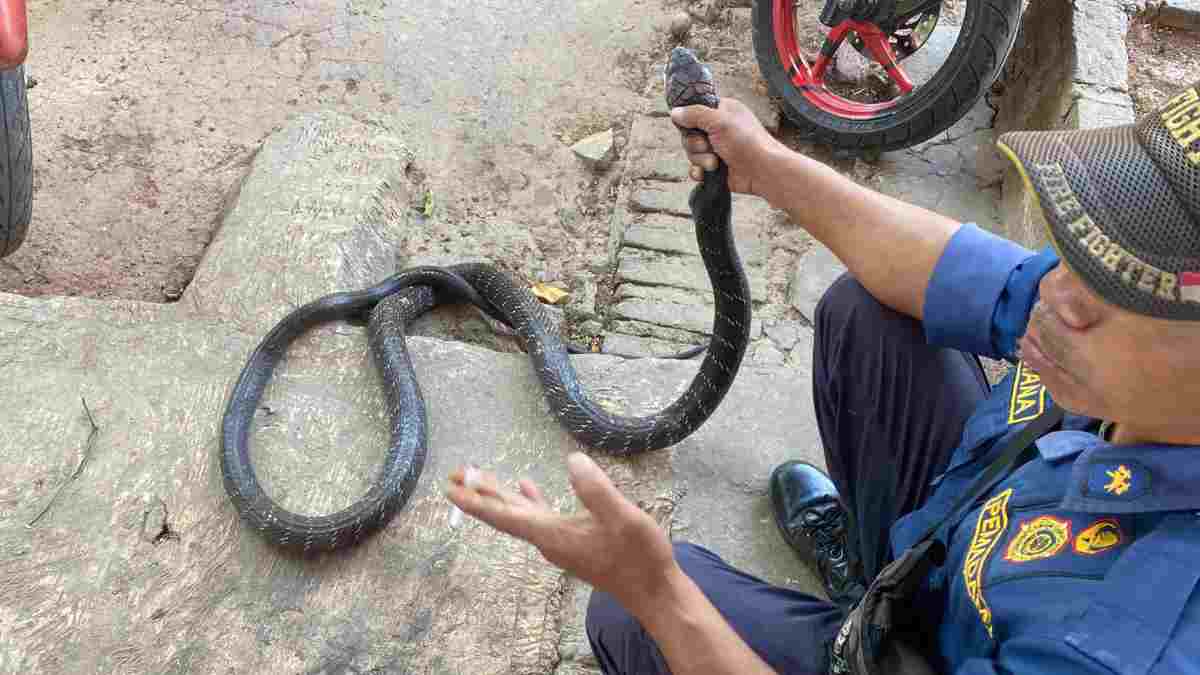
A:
219;47;751;552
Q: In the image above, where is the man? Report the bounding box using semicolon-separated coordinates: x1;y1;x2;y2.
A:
446;79;1200;674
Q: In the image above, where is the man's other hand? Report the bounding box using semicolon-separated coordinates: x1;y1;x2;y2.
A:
445;452;679;615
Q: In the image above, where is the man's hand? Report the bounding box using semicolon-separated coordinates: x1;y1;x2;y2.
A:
670;98;787;197
445;451;678;613
445;452;777;674
673;96;960;321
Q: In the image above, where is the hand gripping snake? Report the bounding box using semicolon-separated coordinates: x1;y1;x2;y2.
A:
219;48;751;552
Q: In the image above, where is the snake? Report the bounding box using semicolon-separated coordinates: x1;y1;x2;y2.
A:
219;47;752;552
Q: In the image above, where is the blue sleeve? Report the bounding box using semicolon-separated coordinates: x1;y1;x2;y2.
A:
923;224;1059;360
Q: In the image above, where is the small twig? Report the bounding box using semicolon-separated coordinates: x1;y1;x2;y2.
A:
27;397;100;528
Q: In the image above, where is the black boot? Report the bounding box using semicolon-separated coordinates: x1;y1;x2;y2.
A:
769;460;866;609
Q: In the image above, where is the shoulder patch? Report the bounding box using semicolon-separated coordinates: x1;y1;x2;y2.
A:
1086;461;1151;500
963;488;1013;638
1008;361;1046;425
1074;518;1123;555
1004;515;1070;563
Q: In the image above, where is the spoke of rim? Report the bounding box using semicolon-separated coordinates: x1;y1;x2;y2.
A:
858;27;915;93
810;21;851;84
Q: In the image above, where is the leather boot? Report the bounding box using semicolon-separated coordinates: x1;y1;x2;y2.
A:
769;460;866;609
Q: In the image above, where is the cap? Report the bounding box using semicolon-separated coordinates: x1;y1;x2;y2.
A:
996;82;1200;321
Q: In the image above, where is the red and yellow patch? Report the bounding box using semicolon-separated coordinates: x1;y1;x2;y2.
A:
1005;515;1071;563
1074;518;1123;555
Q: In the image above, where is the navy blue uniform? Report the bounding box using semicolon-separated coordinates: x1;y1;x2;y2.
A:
586;223;1200;674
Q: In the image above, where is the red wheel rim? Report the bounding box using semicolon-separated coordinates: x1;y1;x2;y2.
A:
772;1;913;120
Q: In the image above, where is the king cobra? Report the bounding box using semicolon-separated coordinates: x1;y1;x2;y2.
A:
219;47;751;552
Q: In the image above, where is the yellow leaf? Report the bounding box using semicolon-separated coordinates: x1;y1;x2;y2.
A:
531;282;569;304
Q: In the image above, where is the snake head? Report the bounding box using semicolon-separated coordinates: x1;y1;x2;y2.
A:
664;47;719;110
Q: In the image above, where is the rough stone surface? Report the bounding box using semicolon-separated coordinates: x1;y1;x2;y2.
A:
601;333;703;358
566;273;600;323
1156;0;1200;29
618;256;769;302
630;183;696;217
788;243;847;322
1074;1;1132;92
0;113;825;674
992;0;1136;250
6;0;665;305
610;318;763;345
764;320;805;352
624;213;769;266
628;116;691;182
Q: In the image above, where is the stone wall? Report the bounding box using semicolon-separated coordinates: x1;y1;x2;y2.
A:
990;0;1136;250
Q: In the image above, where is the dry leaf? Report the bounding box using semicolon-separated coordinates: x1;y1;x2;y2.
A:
531;282;569;304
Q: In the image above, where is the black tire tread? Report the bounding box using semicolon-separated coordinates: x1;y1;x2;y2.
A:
0;65;31;259
751;0;1022;153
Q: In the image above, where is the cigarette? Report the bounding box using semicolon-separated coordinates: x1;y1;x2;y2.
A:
449;466;480;529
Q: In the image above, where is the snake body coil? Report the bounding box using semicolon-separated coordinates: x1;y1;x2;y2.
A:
219;48;751;551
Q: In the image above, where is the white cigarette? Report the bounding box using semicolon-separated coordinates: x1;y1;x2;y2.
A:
449;466;480;529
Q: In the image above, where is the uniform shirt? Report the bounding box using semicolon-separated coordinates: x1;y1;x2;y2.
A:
889;224;1200;675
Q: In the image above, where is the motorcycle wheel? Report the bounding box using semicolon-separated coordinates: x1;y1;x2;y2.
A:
0;64;31;258
752;0;1023;153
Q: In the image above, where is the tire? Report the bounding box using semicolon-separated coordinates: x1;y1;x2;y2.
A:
0;64;31;259
752;0;1023;153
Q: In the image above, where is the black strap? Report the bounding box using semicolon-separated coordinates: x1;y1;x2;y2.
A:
913;404;1065;549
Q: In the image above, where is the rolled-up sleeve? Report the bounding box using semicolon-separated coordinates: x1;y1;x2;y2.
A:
922;224;1059;360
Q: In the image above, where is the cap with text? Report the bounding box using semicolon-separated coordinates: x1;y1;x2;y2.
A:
997;82;1200;321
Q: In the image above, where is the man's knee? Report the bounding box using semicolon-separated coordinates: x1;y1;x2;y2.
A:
584;542;715;658
585;542;711;635
814;271;878;331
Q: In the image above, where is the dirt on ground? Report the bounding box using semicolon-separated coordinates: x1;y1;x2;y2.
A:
2;0;681;305
1127;12;1200;115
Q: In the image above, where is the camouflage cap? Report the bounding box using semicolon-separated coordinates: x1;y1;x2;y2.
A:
997;82;1200;321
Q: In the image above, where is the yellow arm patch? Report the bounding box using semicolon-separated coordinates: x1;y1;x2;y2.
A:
962;488;1013;638
1008;361;1047;425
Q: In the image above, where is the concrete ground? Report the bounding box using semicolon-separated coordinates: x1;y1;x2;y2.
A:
0;1;1052;673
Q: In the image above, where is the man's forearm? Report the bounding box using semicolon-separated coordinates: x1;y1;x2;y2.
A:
630;566;776;675
756;146;960;320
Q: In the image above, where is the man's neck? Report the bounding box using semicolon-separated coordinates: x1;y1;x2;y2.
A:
1109;422;1200;447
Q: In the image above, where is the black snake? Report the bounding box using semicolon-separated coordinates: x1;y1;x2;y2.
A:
219;47;751;552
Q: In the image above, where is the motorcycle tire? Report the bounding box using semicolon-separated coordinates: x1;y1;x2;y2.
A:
752;0;1023;153
0;64;31;259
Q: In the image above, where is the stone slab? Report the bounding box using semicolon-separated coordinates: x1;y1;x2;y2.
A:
0;111;825;674
0;293;818;673
991;0;1136;250
1156;0;1200;29
1073;0;1131;92
601;333;704;359
618;255;769;302
182;111;413;337
628;115;690;182
616;281;708;307
625;213;769;266
610;317;763;345
788;242;847;322
630;182;695;218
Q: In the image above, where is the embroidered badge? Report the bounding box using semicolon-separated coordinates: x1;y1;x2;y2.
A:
1105;465;1132;495
1074;518;1123;555
963;488;1012;638
1008;361;1046;425
1004;515;1071;563
1087;461;1150;500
